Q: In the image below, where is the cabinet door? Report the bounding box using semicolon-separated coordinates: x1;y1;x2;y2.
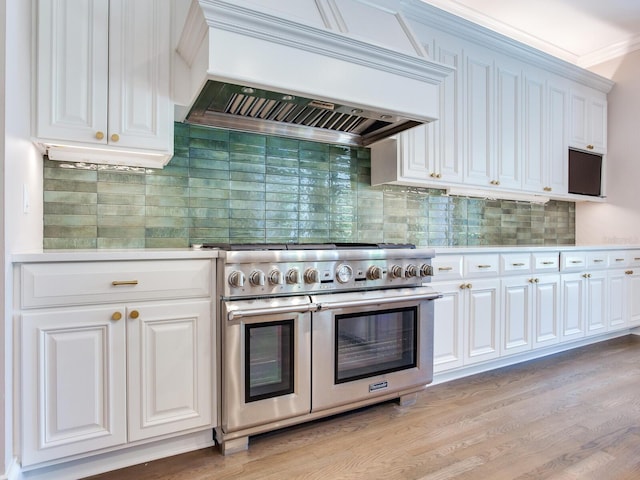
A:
585;271;607;336
127;300;213;441
35;0;109;144
626;271;640;327
398;125;435;181
495;63;521;190
432;39;463;184
608;269;628;331
532;274;561;347
432;281;465;372
21;306;127;466
546;81;569;195
464;279;500;364
464;51;493;187
570;88;607;154
501;276;532;356
560;273;585;340
522;72;545;193
108;0;172;152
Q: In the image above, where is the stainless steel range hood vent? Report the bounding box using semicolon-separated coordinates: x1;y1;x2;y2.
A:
174;0;454;147
186;81;422;147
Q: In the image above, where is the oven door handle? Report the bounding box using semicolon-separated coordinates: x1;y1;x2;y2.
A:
316;292;442;310
227;303;316;321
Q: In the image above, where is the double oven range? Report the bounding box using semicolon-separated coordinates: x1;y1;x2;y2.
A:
207;243;440;454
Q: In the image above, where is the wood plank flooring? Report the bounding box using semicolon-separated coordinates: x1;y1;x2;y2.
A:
86;335;640;480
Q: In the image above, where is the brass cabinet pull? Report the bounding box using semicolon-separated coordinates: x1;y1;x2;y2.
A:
129;310;140;319
460;284;467;290
438;266;453;271
541;261;555;265
112;280;139;286
570;260;583;264
593;259;604;263
95;131;105;140
615;258;625;262
111;133;120;142
466;283;472;289
429;172;442;179
586;144;594;150
626;270;634;275
543;187;552;192
111;311;122;321
477;265;492;269
582;273;592;278
489;180;501;186
512;263;525;267
528;278;540;283
635;257;640;261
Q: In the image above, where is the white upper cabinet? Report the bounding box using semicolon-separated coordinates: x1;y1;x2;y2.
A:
34;0;173;168
569;85;608;154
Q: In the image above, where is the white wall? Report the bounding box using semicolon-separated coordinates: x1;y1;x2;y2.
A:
2;0;42;477
576;50;640;245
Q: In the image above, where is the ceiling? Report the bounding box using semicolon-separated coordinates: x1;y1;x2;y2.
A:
419;0;640;68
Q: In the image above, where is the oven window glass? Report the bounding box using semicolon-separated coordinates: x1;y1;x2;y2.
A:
245;320;294;402
335;306;418;384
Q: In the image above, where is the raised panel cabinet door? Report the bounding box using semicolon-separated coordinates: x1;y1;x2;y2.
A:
501;276;532;356
127;300;213;442
532;274;560;347
560;273;585;341
626;271;640;327
522;73;545;193
569;92;589;149
21;306;127;466
108;0;173;152
432;282;465;372
399;125;434;181
495;64;521;190
546;82;569;195
589;96;607;154
464;279;500;364
608;269;628;330
36;0;109;144
432;40;463;183
585;271;607;336
464;52;494;187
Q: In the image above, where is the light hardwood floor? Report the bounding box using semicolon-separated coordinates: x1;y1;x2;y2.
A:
87;335;640;480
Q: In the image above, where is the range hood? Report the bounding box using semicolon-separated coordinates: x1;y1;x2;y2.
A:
174;0;453;147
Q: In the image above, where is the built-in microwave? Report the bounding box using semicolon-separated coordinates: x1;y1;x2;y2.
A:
568;148;603;197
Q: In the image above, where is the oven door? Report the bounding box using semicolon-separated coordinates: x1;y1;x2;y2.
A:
311;287;438;412
221;296;313;433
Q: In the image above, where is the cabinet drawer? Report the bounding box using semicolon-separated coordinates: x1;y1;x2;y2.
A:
464;254;500;277
608;251;629;268
500;253;532;275
586;252;608;269
20;260;212;308
431;255;463;280
629;251;640;267
533;253;559;272
560;252;587;271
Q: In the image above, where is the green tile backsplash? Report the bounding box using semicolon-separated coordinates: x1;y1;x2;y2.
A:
43;124;575;249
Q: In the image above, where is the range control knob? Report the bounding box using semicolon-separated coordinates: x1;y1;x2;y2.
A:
367;265;383;280
390;265;404;279
286;268;300;284
419;264;434;277
405;264;418;278
228;271;245;288
304;268;320;284
249;270;266;286
336;264;353;283
268;269;284;285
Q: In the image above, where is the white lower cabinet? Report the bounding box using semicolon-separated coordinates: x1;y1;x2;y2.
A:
17;259;215;467
560;270;607;341
432;281;464;372
464;279;500;364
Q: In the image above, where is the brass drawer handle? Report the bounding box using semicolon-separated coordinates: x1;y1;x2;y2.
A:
593;259;604;263
477;265;492;269
543;187;552;192
635;257;640;261
570;260;583;264
626;270;634;275
112;280;139;286
615;258;625;262
438;266;453;271
541;261;555;265
512;263;525;267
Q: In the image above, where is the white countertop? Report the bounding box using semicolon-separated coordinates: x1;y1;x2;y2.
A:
11;248;220;263
432;245;640;255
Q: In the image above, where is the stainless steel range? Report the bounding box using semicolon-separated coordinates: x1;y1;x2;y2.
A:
207;243;441;454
